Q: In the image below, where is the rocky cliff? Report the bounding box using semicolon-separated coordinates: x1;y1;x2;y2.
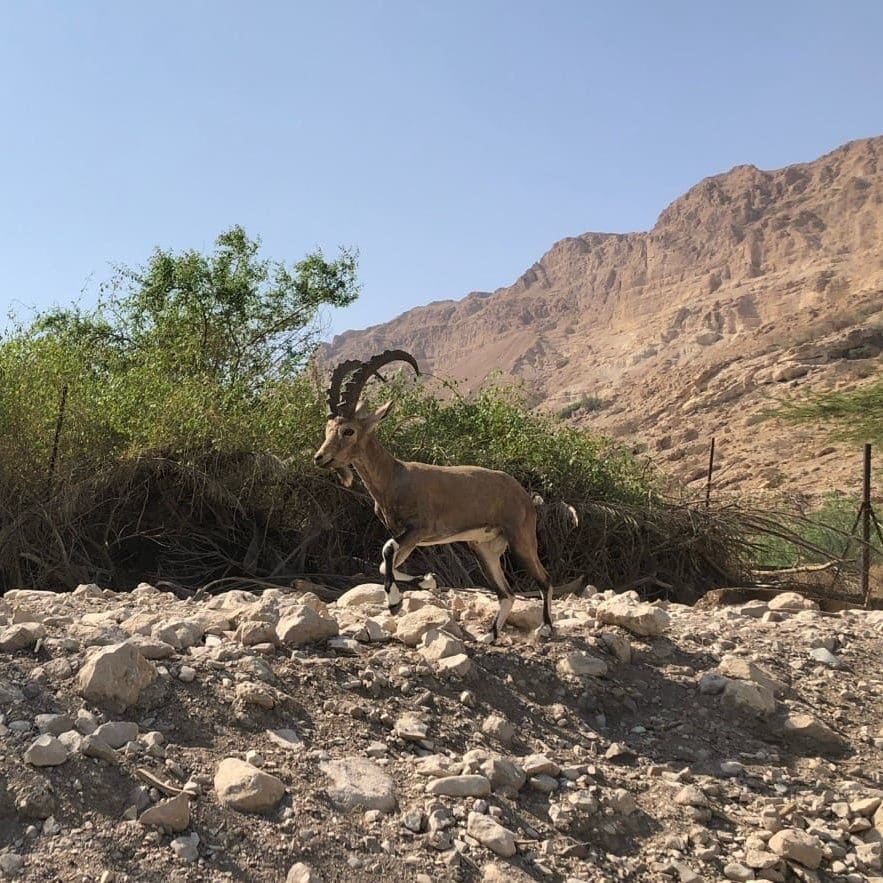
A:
324;137;883;497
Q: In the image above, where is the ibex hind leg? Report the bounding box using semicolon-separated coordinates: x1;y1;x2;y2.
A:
468;538;515;644
510;531;555;637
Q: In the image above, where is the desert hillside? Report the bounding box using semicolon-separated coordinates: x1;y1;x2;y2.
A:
324;137;883;498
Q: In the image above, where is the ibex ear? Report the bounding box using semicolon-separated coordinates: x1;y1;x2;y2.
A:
367;400;393;430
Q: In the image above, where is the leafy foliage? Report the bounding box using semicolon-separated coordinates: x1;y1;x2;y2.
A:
0;227;357;482
774;372;883;445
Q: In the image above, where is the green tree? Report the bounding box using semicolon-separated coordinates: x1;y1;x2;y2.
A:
0;227;359;475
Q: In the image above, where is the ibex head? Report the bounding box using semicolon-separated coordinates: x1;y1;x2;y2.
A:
314;350;420;486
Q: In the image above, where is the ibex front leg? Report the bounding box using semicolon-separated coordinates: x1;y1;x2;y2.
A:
380;529;436;614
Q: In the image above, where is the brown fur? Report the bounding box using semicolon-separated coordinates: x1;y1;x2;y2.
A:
314;405;552;639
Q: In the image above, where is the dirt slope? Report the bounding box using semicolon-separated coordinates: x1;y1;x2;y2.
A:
323;137;883;499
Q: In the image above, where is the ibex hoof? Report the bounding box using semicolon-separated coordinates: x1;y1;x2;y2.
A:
419;572;438;590
536;624;553;641
389;601;403;615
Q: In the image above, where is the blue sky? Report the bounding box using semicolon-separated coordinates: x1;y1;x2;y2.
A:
1;1;881;340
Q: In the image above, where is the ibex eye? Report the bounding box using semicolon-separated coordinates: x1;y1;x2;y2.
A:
341;428;355;437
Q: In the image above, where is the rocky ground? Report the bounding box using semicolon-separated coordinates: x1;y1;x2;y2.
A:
2;580;883;883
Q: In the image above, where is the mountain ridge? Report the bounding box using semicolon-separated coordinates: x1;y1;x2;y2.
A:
324;136;883;497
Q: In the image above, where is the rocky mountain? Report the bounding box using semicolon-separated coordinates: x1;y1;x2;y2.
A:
324;137;883;498
3;579;883;881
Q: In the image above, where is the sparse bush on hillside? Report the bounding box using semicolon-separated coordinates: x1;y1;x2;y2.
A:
774;369;883;446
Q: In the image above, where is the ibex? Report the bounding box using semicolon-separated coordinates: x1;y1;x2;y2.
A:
314;350;553;642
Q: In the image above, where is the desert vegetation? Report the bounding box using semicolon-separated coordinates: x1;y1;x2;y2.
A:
0;229;747;599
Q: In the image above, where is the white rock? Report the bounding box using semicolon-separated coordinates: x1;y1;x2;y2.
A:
596;597;670;636
336;584;387;608
0;622;47;652
275;606;339;646
214;758;285;813
768;828;823;868
77;643;156;712
320;757;397;812
768;592;819;611
436;653;471;677
557;650;608;678
24;734;68;767
170;833;199;862
139;794;191;832
419;628;465;661
426;775;492;797
286;862;322;883
720;678;776;717
467;811;516;857
395;606;459;646
93;721;139;749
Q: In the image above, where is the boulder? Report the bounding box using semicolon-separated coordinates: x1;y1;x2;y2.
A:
77;643;156;712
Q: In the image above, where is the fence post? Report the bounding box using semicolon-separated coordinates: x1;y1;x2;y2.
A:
705;437;715;508
862;442;872;607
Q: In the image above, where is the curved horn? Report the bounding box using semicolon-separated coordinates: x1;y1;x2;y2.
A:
326;359;363;416
339;349;420;416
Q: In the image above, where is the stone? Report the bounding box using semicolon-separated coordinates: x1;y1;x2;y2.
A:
81;734;118;763
0;854;24;877
77;643;156;712
768;592;819;611
809;647;841;668
170;833;199;862
481;714;515;747
124;634;176;659
506;599;544;631
35;713;74;736
236;682;276;709
607;788;637;815
139;794;191;832
214;758;285;813
319;757;397;812
266;728;303;752
717;654;786;696
723;864;754;882
467;812;517;857
596;596;670;636
781;712;848;754
480;757;526;793
275;606;339;646
557;650;608;678
0;622;47;652
436;653;471;677
93;721;139;749
599;631;632;663
395;606;460;647
0;679;24;704
395;712;430;742
768;828;823;869
426;775;492;798
286;862;322;883
522;754;561;777
236;620;279;646
150;618;204;650
24;735;68;767
336;584;387;608
419;628;466;661
720;678;776;717
674;785;709;807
